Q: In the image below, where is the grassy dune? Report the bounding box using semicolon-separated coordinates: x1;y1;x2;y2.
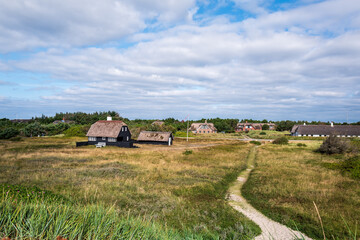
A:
242;141;360;239
0;137;260;239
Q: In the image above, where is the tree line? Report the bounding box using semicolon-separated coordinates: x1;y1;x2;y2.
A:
0;111;358;139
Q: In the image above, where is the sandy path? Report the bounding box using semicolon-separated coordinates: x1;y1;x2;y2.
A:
227;147;313;240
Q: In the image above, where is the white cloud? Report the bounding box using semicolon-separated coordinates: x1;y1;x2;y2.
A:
313;91;346;97
241;0;360;35
1;0;360;121
0;0;196;53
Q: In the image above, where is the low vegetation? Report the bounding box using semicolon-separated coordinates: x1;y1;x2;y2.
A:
0;137;260;239
317;135;351;154
0;128;19;139
242;141;360;239
0;198;198;240
249;140;261;145
272;136;289;145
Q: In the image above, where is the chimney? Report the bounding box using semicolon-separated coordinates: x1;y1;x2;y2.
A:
331;121;334;127
205;119;207;124
107;116;112;121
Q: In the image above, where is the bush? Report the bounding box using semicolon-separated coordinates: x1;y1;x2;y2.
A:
262;124;269;130
0;128;19;139
272;136;289;145
259;132;266;135
64;125;87;137
9;136;23;141
296;143;307;147
183;150;193;155
44;123;70;136
24;122;45;137
317;135;350;154
250;140;261;145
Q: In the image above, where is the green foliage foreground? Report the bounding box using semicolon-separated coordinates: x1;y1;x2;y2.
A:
0;184;201;240
0;199;201;240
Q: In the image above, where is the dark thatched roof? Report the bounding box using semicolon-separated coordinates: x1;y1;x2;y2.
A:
86;120;127;138
137;131;173;142
291;125;360;136
189;122;217;131
152;120;165;126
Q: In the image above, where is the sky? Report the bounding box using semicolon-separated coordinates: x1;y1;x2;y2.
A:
0;0;359;122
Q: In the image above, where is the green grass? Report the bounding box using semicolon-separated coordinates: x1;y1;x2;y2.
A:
242;143;360;239
242;130;288;139
1;184;70;204
0;137;260;239
0;198;203;240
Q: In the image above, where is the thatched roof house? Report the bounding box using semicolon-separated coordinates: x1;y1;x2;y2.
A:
152;120;165;126
291;124;360;137
235;122;276;132
77;117;132;148
137;131;173;145
87;120;128;138
189;120;217;134
53;120;75;124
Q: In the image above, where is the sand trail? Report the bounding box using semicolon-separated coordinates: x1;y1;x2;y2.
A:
227;146;312;240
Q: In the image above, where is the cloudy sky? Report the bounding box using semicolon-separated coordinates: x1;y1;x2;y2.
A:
0;0;359;122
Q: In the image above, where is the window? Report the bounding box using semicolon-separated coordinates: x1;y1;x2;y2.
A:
102;137;106;140
88;137;96;141
108;137;116;142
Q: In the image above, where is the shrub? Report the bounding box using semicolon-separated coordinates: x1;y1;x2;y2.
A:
259;132;266;135
317;135;350;154
9;136;23;141
297;143;307;147
272;136;288;145
44;123;70;136
250;140;261;145
64;125;87;137
262;124;269;130
0;128;19;139
24;122;45;137
183;150;193;155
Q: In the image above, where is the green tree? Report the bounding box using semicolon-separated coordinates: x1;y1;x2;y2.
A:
262;124;269;130
24;122;45;137
64;125;87;137
0;128;20;139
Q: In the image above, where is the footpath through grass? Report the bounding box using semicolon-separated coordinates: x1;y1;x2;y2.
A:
242;142;360;239
0;137;260;239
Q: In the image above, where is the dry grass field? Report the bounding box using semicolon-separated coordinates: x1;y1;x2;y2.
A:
0;137;260;239
242;141;360;239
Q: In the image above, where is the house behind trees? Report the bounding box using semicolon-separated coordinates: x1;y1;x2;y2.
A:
189;120;217;134
235;122;276;132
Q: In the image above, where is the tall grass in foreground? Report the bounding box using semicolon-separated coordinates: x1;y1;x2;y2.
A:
0;139;261;239
0;198;202;240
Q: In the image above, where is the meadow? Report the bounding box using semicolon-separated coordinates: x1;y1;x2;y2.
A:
0;137;260;239
242;141;360;239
